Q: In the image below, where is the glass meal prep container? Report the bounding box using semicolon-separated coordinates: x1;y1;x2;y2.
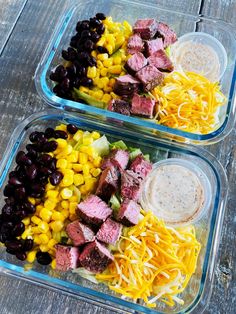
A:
0;110;228;314
35;0;236;145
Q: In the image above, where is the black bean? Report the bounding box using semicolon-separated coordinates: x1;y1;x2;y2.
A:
61;49;69;61
67;124;78;134
29;131;40;143
26;143;41;153
80;77;93;87
39;166;52;177
43;140;58;152
22;202;36;214
6;248;16;255
9;177;22;186
26;164;38;180
87;56;97;67
49;72;60;82
26;149;38;160
97;46;108;54
49;171;63;186
54;130;68;139
67;47;78;62
12;222;25;237
2;205;13;221
89;17;101;28
38;153;53;165
96;13;106;20
84;39;95;52
55;65;68;80
14;186;26;200
23;239;34;251
16;151;25;164
5;240;22;252
90;32;100;43
16;151;32;166
3;184;14;197
31;183;45;195
81;30;91;39
45;127;55;139
70;39;77;49
5;197;15;206
66;64;77;78
12;210;27;222
48;158;57;171
60;77;70;91
36;252;52;265
80;20;90;31
97;23;105;35
16;251;27;261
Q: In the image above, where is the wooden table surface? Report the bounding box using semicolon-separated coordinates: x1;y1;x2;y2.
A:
0;0;235;313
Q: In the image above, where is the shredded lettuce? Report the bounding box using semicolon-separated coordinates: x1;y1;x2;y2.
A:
91;135;110;156
109;140;127;150
128;148;142;160
73;267;98;284
143;154;150;161
73;89;107;109
110;194;121;211
165;46;171;57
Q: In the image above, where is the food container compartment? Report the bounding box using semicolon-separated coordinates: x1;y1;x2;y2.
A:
34;0;236;145
0;110;228;313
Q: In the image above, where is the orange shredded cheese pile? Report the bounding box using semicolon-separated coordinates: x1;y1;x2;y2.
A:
96;210;201;308
152;71;226;134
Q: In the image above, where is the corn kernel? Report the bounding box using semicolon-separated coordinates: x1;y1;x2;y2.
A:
39;244;49;252
51;259;57;269
102;93;112;103
110;92;120;99
69;202;77;215
46;190;59;199
46;183;55;191
27;251;37;263
85;146;95;158
83;164;90;176
106;44;113;55
103;86;112;93
91;168;102;177
34;235;41;244
93;90;104;100
38;221;49;233
109;78;116;87
82;137;93;145
100;68;108;76
50;221;64;232
69;214;77;221
69;195;78;202
28;197;36;205
22;217;30;226
73;173;84;186
55;124;67;131
61;173;74;187
56;138;67;149
39;208;52;223
85;177;97;191
79;184;88;195
79;86;90;93
52;211;65;222
97;37;106;46
61;188;73;199
21;227;32;240
61;200;69;209
87;66;97;78
73;130;83;142
72;163;83;172
46;230;52;239
61;208;69;219
79;152;88;164
44;199;57;211
67;151;79;163
108;65;122;74
113;56;122;65
48;239;57;249
52;231;61;242
39;234;49;244
31;216;41;225
103;59;113;67
93;156;102;167
56;158;67;169
97;53;109;61
91;50;97;58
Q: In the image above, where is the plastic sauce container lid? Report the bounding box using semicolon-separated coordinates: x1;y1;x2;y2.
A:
170;32;227;82
140;158;212;226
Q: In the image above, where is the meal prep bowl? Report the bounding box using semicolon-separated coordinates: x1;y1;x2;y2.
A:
0;110;228;313
35;0;236;145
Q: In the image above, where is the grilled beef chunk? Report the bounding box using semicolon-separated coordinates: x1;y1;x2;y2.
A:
77;195;112;225
96;218;122;244
148;49;173;72
156;22;177;48
130;154;152;179
114;74;140;97
121;170;143;201
133;18;158;40
55;245;80;271
66;220;95;246
101;149;129;171
145;38;164;57
127;34;144;54
108;99;131;116
125;52;147;74
96;166;119;201
117;199;140;226
131;93;156;118
79;240;114;273
136;65;164;91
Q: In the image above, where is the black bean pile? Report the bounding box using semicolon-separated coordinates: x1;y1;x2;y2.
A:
0;128;68;264
50;12;107;100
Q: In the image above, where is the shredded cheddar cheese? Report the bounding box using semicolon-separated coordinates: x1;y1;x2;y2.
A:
152;71;226;134
96;210;201;308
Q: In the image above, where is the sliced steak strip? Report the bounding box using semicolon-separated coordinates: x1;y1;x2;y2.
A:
129;154;152;179
79;240;114;273
96;218;122;244
121;169;143;202
77;195;112;225
55;245;80;271
114;74;140;97
127;34;144;54
117;199;140;226
101;149;129;171
96;166;119;201
133;18;158;40
108;99;131;116
156;22;177;48
136;64;164;91
66;220;95;246
145;38;164;57
148;49;173;72
125;52;147;74
131;93;156;118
